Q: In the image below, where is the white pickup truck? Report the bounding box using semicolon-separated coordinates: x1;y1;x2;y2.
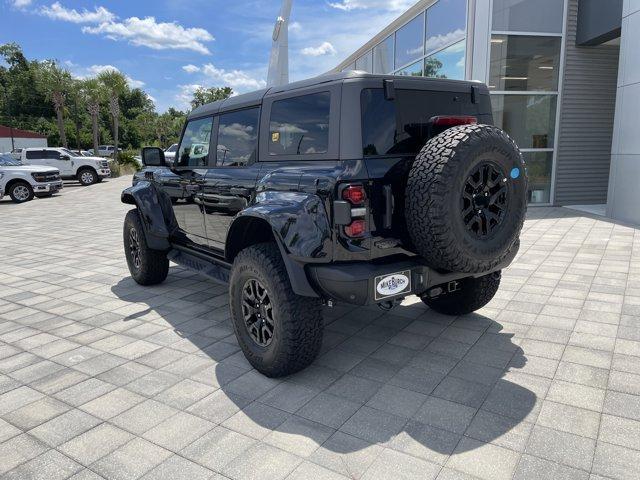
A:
0;154;63;203
22;147;111;186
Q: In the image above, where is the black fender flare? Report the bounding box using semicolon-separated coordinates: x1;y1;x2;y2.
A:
121;181;175;251
227;191;332;297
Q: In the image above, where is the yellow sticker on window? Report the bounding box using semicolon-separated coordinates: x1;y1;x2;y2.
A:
271;132;280;143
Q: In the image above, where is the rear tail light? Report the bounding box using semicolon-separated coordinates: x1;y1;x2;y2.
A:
342;185;366;205
430;115;477;128
344;220;366;238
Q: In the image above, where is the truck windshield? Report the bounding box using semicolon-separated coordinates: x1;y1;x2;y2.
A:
0;155;22;166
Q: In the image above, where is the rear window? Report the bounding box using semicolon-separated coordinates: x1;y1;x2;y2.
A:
361;88;485;156
269;92;330;155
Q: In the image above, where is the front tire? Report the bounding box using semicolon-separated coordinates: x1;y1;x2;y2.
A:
9;181;34;203
78;168;98;186
123;209;169;285
421;271;501;316
229;243;323;377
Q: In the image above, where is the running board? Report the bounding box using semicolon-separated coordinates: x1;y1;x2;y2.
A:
167;249;230;285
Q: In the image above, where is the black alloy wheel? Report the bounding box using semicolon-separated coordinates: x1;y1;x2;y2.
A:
461;162;509;238
241;278;275;347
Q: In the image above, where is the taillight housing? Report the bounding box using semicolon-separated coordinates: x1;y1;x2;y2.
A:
344;219;366;238
429;115;477;128
342;184;366;205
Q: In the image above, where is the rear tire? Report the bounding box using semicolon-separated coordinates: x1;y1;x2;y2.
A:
406;124;527;273
229;243;323;377
9;181;34;203
123;209;169;285
421;272;501;316
78;168;98;186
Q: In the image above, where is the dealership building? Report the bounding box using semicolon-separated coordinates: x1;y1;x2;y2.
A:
335;0;640;225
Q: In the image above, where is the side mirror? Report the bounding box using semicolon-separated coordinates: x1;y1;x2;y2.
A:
60;154;70;160
141;147;166;167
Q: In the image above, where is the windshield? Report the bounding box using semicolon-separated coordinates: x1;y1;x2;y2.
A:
166;144;178;152
0;155;23;166
61;148;77;157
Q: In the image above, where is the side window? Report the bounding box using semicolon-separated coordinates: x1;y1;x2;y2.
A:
177;117;214;167
216;108;260;167
46;150;61;159
26;150;43;160
269;92;331;156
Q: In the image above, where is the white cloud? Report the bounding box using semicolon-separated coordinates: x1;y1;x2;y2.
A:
82;17;213;55
175;84;202;109
301;42;337;57
328;0;415;12
289;21;302;33
39;2;115;24
12;0;33;8
201;64;266;91
182;64;201;74
425;30;466;54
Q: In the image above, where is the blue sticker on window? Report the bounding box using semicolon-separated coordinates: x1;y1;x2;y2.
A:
510;167;520;179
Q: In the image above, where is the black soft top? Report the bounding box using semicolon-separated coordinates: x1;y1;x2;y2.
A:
187;71;483;119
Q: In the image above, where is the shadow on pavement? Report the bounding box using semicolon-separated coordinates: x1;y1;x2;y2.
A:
111;268;536;457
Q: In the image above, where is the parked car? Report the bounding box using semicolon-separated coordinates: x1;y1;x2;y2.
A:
122;72;527;377
21;147;111;186
0;153;62;203
96;145;122;157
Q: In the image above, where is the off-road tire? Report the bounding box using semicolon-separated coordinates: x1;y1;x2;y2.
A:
422;271;501;315
78;168;98;186
8;181;34;203
406;124;527;273
229;243;323;377
123;209;169;285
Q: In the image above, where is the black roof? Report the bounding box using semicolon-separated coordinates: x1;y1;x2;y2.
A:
188;71;482;119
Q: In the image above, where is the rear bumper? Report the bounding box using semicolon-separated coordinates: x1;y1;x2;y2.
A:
308;246;518;306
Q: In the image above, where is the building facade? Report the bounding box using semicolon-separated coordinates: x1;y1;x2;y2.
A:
0;125;48;153
335;0;636;222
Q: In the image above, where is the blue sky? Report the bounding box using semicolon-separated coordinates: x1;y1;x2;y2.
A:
1;0;416;111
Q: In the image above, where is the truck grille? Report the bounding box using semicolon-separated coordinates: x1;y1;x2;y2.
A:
100;160;109;168
32;171;61;183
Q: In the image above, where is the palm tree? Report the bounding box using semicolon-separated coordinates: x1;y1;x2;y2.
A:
36;60;72;148
97;69;127;161
82;78;103;155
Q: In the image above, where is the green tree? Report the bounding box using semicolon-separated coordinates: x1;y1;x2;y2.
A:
97;69;127;160
82;78;104;155
190;86;233;109
35;60;72;148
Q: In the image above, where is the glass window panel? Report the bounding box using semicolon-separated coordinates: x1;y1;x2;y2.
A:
492;0;564;33
177;117;213;167
395;13;425;68
269;92;331;155
341;62;356;72
216;108;259;167
425;40;466;79
425;0;467;55
396;59;424;77
524;151;553;203
489;35;561;91
355;50;373;73
373;35;394;73
491;94;557;148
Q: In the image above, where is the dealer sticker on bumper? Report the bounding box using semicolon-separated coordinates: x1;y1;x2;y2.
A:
375;270;412;301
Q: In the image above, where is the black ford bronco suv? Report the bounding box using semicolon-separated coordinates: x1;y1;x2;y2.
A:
122;72;527;377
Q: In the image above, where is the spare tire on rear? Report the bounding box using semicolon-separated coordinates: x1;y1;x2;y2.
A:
406;124;527;273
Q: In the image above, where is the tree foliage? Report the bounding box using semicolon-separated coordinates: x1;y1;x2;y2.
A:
0;43;232;151
190;86;233;109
